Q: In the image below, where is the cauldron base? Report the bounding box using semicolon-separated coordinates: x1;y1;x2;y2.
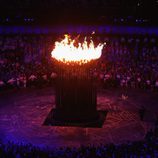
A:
43;108;107;128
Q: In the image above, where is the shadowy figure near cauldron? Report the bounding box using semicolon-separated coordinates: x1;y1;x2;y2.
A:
139;105;146;121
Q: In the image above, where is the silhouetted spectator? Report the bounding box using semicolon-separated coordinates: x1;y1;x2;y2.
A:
139;106;146;121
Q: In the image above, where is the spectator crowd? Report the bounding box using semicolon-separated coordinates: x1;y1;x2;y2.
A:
0;34;158;157
0;120;158;158
0;34;158;91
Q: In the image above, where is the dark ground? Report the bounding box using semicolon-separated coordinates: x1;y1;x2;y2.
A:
0;87;157;149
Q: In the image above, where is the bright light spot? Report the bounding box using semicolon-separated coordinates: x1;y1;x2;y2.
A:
51;34;105;65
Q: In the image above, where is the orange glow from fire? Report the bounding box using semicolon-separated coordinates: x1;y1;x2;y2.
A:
51;35;105;64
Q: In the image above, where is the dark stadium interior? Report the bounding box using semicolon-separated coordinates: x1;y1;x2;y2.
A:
0;0;158;158
0;0;158;25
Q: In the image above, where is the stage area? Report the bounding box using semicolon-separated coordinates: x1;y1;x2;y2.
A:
0;87;157;149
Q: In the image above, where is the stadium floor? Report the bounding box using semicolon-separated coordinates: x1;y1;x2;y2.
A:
0;87;157;149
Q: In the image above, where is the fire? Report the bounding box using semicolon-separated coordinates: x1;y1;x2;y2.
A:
51;34;105;64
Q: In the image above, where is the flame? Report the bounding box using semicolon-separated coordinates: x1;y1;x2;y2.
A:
51;34;105;64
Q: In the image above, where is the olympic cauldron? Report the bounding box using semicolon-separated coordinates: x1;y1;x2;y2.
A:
51;35;104;123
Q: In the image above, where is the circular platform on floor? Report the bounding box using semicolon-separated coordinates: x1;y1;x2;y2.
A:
0;87;157;149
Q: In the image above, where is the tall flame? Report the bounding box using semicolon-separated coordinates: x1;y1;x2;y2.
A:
51;34;105;64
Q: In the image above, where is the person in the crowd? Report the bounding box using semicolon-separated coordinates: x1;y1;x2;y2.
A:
139;105;146;121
